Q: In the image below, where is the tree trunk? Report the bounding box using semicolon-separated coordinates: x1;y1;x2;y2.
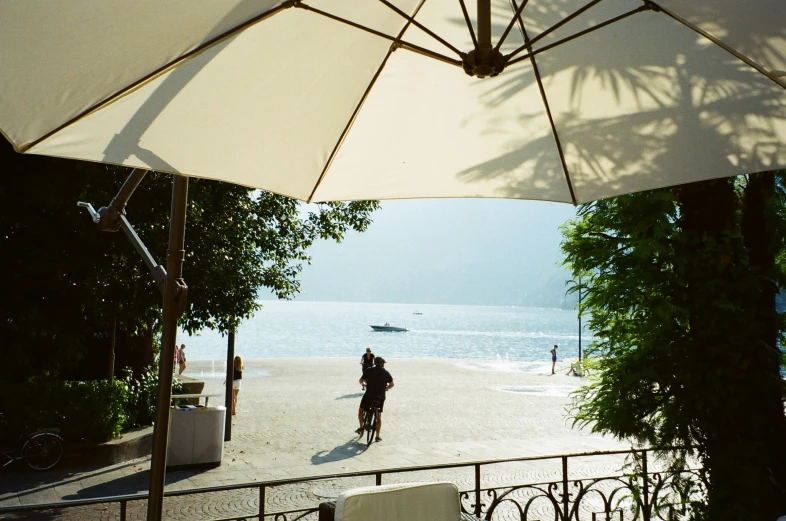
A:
740;171;786;518
680;176;786;520
107;315;117;380
114;326;155;378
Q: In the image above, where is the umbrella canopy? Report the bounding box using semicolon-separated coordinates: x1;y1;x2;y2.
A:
1;3;783;519
0;0;783;205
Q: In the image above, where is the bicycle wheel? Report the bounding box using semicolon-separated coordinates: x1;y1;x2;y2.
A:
363;410;371;442
22;432;64;471
366;409;377;446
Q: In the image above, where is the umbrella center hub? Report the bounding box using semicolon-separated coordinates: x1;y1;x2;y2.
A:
462;48;506;78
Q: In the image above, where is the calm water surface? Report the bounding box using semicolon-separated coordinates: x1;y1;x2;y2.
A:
180;301;589;374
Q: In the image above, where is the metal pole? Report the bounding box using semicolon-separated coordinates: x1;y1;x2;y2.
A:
561;456;569;520
225;331;235;441
474;464;482;517
95;169;147;233
578;276;582;360
477;0;491;49
147;175;189;521
642;450;650;521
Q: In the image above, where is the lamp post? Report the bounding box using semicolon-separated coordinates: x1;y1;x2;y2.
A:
225;332;235;441
578;276;582;360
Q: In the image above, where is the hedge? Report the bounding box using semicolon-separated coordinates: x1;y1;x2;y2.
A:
1;366;182;443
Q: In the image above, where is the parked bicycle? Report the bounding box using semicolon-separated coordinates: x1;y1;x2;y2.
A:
0;413;64;471
361;399;381;447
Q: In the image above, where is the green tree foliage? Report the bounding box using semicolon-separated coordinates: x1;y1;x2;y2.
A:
561;173;786;520
0;138;379;382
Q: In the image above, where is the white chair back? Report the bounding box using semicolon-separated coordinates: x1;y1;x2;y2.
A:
335;482;461;521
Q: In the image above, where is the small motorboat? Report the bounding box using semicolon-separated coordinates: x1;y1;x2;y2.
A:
413;311;423;315
370;322;408;332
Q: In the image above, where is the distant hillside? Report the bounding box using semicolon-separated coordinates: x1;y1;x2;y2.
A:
515;268;578;309
271;199;579;308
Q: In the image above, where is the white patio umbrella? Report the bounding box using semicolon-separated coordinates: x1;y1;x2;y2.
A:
1;0;783;205
0;1;784;519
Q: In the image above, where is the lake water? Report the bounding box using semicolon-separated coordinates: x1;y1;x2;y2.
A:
180;301;589;374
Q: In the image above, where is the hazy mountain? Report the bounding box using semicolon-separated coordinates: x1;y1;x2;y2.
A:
261;199;578;308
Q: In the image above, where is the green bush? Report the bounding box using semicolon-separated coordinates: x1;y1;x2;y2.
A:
1;366;183;443
121;366;182;430
2;377;126;442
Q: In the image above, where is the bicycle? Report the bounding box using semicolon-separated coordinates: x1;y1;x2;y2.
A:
361;398;381;446
0;413;64;471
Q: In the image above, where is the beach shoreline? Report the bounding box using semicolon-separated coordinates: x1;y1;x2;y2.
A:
184;355;583;380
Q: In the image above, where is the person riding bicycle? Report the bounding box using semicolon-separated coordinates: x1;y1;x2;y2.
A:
360;347;375;390
356;356;394;442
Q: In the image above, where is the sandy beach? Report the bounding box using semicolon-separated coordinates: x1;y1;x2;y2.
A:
196;357;608;458
0;357;632;520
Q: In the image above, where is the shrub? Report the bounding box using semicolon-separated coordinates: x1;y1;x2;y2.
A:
2;377;126;442
121;365;182;430
1;366;183;443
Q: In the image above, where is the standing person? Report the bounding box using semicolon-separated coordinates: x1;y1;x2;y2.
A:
356;357;394;442
178;343;187;375
550;345;558;375
173;344;179;374
360;348;375;390
232;356;243;416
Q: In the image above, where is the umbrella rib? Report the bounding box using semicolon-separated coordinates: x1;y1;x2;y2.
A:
378;0;464;58
305;0;431;203
506;0;604;61
512;1;577;206
457;0;480;51
506;5;649;67
295;3;463;68
494;0;532;53
650;1;786;89
18;1;295;153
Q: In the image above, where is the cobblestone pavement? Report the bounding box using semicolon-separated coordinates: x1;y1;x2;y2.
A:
0;358;638;520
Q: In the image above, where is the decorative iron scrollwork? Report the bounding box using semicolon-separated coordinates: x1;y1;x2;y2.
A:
481;467;704;520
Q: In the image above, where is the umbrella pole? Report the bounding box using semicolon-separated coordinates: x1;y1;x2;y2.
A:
477;0;491;49
147;174;189;521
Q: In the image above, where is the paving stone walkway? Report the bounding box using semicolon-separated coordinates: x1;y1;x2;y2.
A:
0;358;636;520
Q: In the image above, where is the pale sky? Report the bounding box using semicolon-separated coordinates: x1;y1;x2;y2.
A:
270;199;579;307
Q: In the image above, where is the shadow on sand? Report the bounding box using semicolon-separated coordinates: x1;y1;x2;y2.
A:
311;437;370;465
335;393;364;400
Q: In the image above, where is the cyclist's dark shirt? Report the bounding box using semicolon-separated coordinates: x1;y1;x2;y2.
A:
362;366;393;396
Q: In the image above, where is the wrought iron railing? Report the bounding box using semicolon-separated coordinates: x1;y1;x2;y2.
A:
0;448;704;521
